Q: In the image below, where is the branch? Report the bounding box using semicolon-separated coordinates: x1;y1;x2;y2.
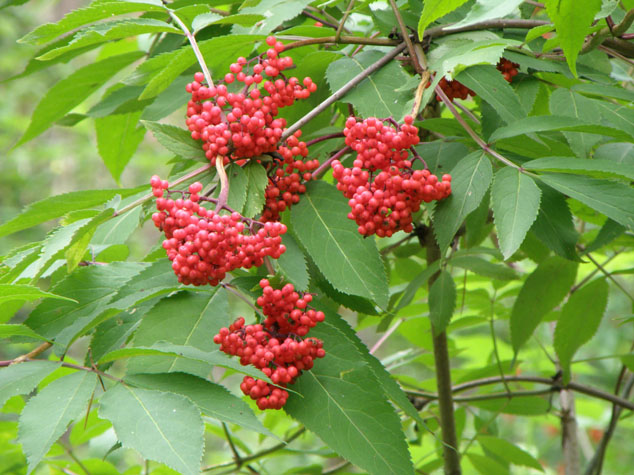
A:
388;0;422;74
281;43;407;141
424;19;549;40
283;35;399;51
10;341;52;364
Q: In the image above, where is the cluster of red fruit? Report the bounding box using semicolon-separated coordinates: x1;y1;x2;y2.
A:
150;177;286;286
185;36;317;165
434;58;520;102
214;279;326;409
332;116;451;237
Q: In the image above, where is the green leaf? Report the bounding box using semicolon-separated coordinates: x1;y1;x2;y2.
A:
38;19;179;60
191;12;265;33
0;324;50;342
0;284;76;305
16;51;144;146
285;319;414;475
470;396;550;415
524;157;634;181
531;186;579;261
525;24;555;43
99;384;203;475
226;163;248;214
18;371;97;474
456;67;526;124
433;152;493;254
242;161;269;219
291;181;388;308
127;290;230;377
544;0;602;76
414;141;468;176
0;187;143;238
276;233;309;291
489;115;633;142
19;1;166;45
445;0;524;30
25;262;146;349
467;453;509;475
491;168;541;259
91;206;142;247
125;372;275;438
429;270;456;334
549;88;602;157
554;278;608;381
594;142;634;165
586;219;625;253
450;256;518;280
99;344;269;382
417;0;470;37
595;101;634;139
326;50;413;120
0;361;60;409
571;83;634;103
510;256;578;354
394;261;440;312
141;121;205;160
96;112;145;184
478;435;544;471
539;173;634;229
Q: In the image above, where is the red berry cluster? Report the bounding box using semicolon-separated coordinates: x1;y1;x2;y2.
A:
185;36;317;165
261;134;319;222
151;177;286;286
431;58;520;102
496;58;519;82
332;116;452;237
214;279;326;410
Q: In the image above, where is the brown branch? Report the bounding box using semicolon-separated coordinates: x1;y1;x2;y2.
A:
424;19;549;40
10;342;52;364
388;0;422;74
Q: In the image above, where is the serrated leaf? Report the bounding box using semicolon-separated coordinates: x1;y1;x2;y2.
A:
467;453;509;475
125;372;275;438
285;319;414;475
544;0;602;76
445;0;524;30
0;284;76;305
242;161;269;219
191;12;264;33
91;206;142;247
291;181;388;308
38;19;180;60
491;168;541;259
510;256;578;354
326;50;413;120
25;262;146;349
539;173;634;229
531;185;579;261
555;278;608;381
97;112;145;184
394;261;440;312
99;343;269;382
457;65;526;124
429;270;456;334
434;38;521;80
141;121;205;160
586;219;625;253
226;163;247;214
19;1;166;45
415;141;468;176
17;52;144;146
0;324;50;342
571;83;634;103
127;290;229;377
549;88;602;157
594;142;634;165
489;115;633;142
595;101;634;139
236;0;311;33
19;371;97;474
450;256;518;280
66;228;95;272
99;384;203;475
0;187;143;238
525;24;555;43
433;151;493;254
478;435;544;471
276;233;309;290
524;157;634;181
417;0;470;37
0;361;60;409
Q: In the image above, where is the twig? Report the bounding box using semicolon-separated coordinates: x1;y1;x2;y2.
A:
425;19;549;40
10;341;52;364
164;4;214;87
369;319;403;354
220;283;265;318
215;160;229;211
453;100;481;124
301;10;339;30
305;132;345;147
61;441;92;475
312;146;351;179
585;252;633;302
283;35;399;52
336;0;356;41
281;43;407;141
388;0;422;74
201;427;306;472
379;233;415;256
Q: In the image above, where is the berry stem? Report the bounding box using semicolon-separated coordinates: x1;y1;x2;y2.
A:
114;163;212;218
312;145;351;179
335;0;355;41
215;159;229;211
304;132;345;147
164;3;214;88
281;43;407;141
409;146;428;169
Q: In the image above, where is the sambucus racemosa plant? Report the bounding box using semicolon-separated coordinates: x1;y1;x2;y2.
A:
1;1;634;474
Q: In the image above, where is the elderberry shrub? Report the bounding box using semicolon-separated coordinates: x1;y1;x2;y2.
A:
214;279;326;410
151;177;286;286
332;115;452;237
